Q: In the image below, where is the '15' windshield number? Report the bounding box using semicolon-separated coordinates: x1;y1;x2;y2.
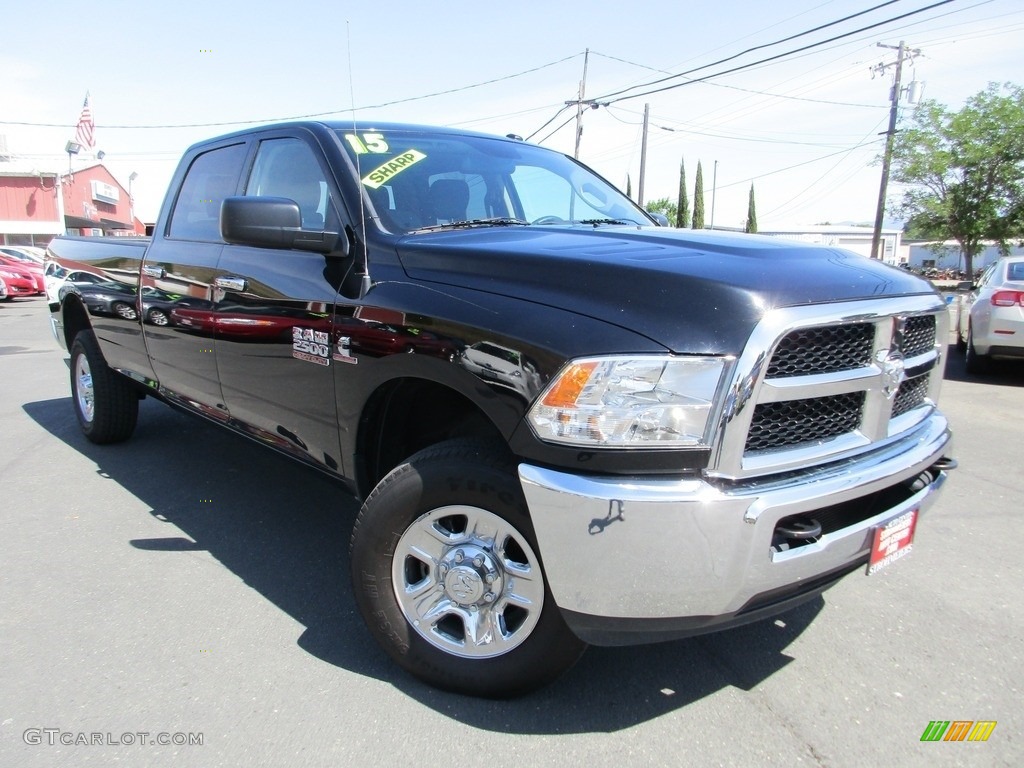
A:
345;133;389;154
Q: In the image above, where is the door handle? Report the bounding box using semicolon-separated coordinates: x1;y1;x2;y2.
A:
142;265;166;279
214;276;247;292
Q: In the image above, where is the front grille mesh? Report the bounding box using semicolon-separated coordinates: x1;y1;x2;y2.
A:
765;323;874;379
900;315;937;358
892;374;930;418
745;392;866;452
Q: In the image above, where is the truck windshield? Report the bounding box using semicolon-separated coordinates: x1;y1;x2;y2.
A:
336;128;651;234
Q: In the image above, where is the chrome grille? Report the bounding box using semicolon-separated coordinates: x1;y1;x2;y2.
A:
745;392;865;452
765;323;874;378
711;296;947;480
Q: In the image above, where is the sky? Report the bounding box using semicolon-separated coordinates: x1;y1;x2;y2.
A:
3;0;1023;228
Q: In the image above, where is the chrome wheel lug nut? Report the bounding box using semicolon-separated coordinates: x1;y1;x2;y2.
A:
483;592;495;603
485;573;495;584
454;550;464;563
473;556;484;567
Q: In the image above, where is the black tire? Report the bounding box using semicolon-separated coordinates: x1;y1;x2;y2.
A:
955;322;967;353
964;324;991;375
350;439;586;697
70;331;139;444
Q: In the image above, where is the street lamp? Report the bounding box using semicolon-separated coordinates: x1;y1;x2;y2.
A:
64;140;82;175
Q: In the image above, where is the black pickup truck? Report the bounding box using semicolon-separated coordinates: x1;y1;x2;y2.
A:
48;121;955;697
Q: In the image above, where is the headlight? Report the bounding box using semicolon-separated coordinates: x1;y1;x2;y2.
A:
527;355;728;448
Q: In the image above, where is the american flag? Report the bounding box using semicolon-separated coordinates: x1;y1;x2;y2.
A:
75;93;95;149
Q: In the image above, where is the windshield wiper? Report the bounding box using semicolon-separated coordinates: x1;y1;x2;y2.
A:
577;218;640;226
413;217;529;232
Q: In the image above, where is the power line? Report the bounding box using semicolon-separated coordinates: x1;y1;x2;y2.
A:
0;52;585;131
597;0;957;105
606;106;873;147
593;0;911;102
761;116;889;219
715;139;884;190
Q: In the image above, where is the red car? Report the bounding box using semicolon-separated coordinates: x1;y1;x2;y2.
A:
0;254;44;294
0;264;37;300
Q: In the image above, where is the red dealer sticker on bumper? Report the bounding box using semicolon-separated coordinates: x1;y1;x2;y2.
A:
867;509;918;575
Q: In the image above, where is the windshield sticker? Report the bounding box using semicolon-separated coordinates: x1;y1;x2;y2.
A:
362;150;427;189
292;327;330;367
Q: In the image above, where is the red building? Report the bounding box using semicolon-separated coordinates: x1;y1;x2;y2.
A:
0;162;144;247
60;163;145;238
0;166;63;247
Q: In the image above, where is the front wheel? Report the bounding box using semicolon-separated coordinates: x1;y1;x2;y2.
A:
70;331;139;444
349;440;586;697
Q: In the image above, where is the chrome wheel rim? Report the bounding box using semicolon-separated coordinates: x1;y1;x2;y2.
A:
150;309;168;326
114;303;136;320
74;353;95;423
392;505;545;658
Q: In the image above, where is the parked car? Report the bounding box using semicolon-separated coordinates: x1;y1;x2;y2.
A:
956;256;1024;372
0;254;44;294
44;263;106;303
0;245;45;265
64;280;183;323
460;341;542;400
0;264;37;299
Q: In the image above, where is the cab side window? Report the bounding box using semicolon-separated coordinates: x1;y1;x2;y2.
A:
168;143;246;242
246;138;338;231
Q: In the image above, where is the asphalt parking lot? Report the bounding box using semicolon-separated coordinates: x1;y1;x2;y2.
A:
1;296;1020;767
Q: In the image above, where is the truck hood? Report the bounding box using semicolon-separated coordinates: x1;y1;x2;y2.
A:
395;226;935;354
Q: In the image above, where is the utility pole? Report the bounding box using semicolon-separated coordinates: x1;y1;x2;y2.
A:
710;160;718;229
870;41;920;260
572;49;589;159
638;103;650;207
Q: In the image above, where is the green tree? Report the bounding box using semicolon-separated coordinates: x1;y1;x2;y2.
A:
890;82;1024;278
676;157;690;228
646;197;677;224
745;183;758;233
692;161;705;229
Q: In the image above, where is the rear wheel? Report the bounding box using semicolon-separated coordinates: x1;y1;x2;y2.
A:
148;307;170;326
964;324;991;375
70;331;139;444
349;440;586;697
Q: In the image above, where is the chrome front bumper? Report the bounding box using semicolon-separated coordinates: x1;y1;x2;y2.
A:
519;413;953;645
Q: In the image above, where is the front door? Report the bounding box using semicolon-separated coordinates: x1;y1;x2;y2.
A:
213;134;346;471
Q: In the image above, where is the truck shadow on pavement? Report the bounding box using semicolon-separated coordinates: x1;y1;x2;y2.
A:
24;395;824;734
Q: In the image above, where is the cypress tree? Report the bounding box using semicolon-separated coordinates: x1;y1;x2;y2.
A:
745;184;758;233
676;157;690;228
626;174;632;200
692;161;705;229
